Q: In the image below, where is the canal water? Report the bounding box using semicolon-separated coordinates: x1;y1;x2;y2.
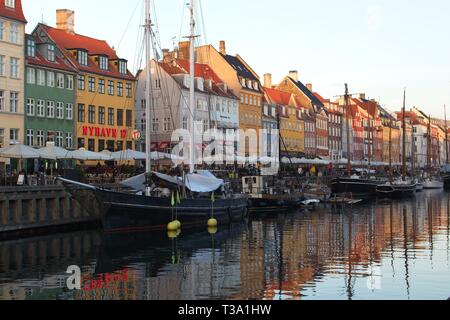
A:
0;190;449;300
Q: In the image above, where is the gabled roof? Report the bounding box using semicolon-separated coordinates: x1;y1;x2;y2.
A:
222;54;259;82
264;87;292;106
313;92;329;104
0;0;27;23
288;77;324;108
176;59;223;84
38;24;134;80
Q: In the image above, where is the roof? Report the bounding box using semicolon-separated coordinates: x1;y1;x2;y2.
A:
313;92;329;104
176;60;223;84
222;54;258;82
26;51;77;73
288;77;324;108
0;0;27;23
264;87;292;106
39;24;134;80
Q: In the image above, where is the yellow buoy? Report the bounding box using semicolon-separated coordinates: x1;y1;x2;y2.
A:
167;221;178;231
173;220;181;229
208;218;218;228
167;230;179;239
208;226;218;235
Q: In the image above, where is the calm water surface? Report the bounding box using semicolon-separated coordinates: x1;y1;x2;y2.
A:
1;191;449;300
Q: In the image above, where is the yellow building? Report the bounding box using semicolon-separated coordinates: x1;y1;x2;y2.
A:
39;10;135;153
194;41;263;155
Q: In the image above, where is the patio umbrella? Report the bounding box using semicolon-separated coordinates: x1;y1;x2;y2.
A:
0;144;56;160
112;149;147;161
39;143;72;159
100;150;113;157
68;148;113;161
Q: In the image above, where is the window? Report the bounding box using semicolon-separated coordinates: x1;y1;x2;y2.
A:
56;102;64;119
88;105;95;124
47;44;56;62
78;50;88;66
88;139;95;152
140;119;146;132
119;60;127;74
9;23;19;44
0;90;4;112
78;75;85;90
26;38;36;57
77;138;85;149
26;98;35;116
88;77;95;92
9;129;19;145
0;20;3;41
98;140;105;152
5;0;15;8
182;117;188;130
9;92;18;113
0;128;3;147
36;130;44;147
26;129;34;146
78;104;85;122
117;82;123;97
98;106;105;124
126;110;132;127
126;82;132;97
98;79;105;94
47;71;55;87
65;133;73;149
152;118;159;132
117;109;124;126
56;131;64;147
37;69;45;86
66;75;74;90
117;141;124;151
36;100;45;117
26;68;35;84
56;73;64;88
0;55;4;76
99;56;108;70
47;101;55;118
66;103;73;120
164;117;170;131
141;99;146;109
108;108;114;125
108;80;114;95
10;57;19;78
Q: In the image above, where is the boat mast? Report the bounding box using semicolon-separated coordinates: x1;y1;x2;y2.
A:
427;115;432;177
445;104;449;165
344;84;352;177
411;120;415;179
144;0;153;175
402;89;407;181
188;0;196;174
389;119;393;183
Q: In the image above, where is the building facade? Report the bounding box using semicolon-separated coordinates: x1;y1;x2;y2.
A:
38;10;136;153
0;0;27;169
24;33;77;149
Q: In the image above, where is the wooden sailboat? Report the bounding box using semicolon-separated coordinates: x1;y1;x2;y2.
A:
376;89;416;197
423;114;444;189
60;0;248;232
331;84;386;197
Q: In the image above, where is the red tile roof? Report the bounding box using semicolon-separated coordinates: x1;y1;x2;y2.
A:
0;0;27;23
39;24;134;80
264;87;292;106
26;51;77;74
313;92;329;104
176;59;223;84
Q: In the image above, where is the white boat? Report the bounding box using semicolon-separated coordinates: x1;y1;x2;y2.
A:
422;179;444;190
415;183;424;191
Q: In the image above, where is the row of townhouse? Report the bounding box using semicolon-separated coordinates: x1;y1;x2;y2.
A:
0;2;136;170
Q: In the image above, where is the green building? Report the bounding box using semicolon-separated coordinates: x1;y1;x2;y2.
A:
24;32;77;151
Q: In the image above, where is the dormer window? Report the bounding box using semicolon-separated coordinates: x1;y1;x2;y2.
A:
78;50;88;66
47;44;55;62
5;0;15;8
99;55;109;71
26;38;36;57
118;60;127;74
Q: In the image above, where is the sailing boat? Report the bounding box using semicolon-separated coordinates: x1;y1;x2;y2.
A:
376;89;416;197
441;105;450;189
423;114;444;189
330;84;386;197
60;0;248;232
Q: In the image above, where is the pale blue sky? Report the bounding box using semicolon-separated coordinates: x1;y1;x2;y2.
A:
22;0;450;118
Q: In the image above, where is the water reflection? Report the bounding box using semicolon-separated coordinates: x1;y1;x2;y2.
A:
0;191;449;300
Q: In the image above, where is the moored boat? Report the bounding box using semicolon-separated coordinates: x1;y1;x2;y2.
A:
376;181;416;198
330;176;386;197
422;178;444;190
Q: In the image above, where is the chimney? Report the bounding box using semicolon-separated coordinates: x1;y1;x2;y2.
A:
178;41;190;61
219;41;226;55
264;73;272;88
306;83;313;92
56;9;75;34
360;93;366;100
289;70;298;82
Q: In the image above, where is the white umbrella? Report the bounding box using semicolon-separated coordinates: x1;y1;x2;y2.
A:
0;144;56;160
100;149;113;156
39;143;72;159
68;148;113;161
112;149;147;161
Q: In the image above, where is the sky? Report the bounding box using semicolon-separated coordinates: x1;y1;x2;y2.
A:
22;0;450;118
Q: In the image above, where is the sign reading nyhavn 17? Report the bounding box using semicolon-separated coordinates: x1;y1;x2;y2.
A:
81;126;129;139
